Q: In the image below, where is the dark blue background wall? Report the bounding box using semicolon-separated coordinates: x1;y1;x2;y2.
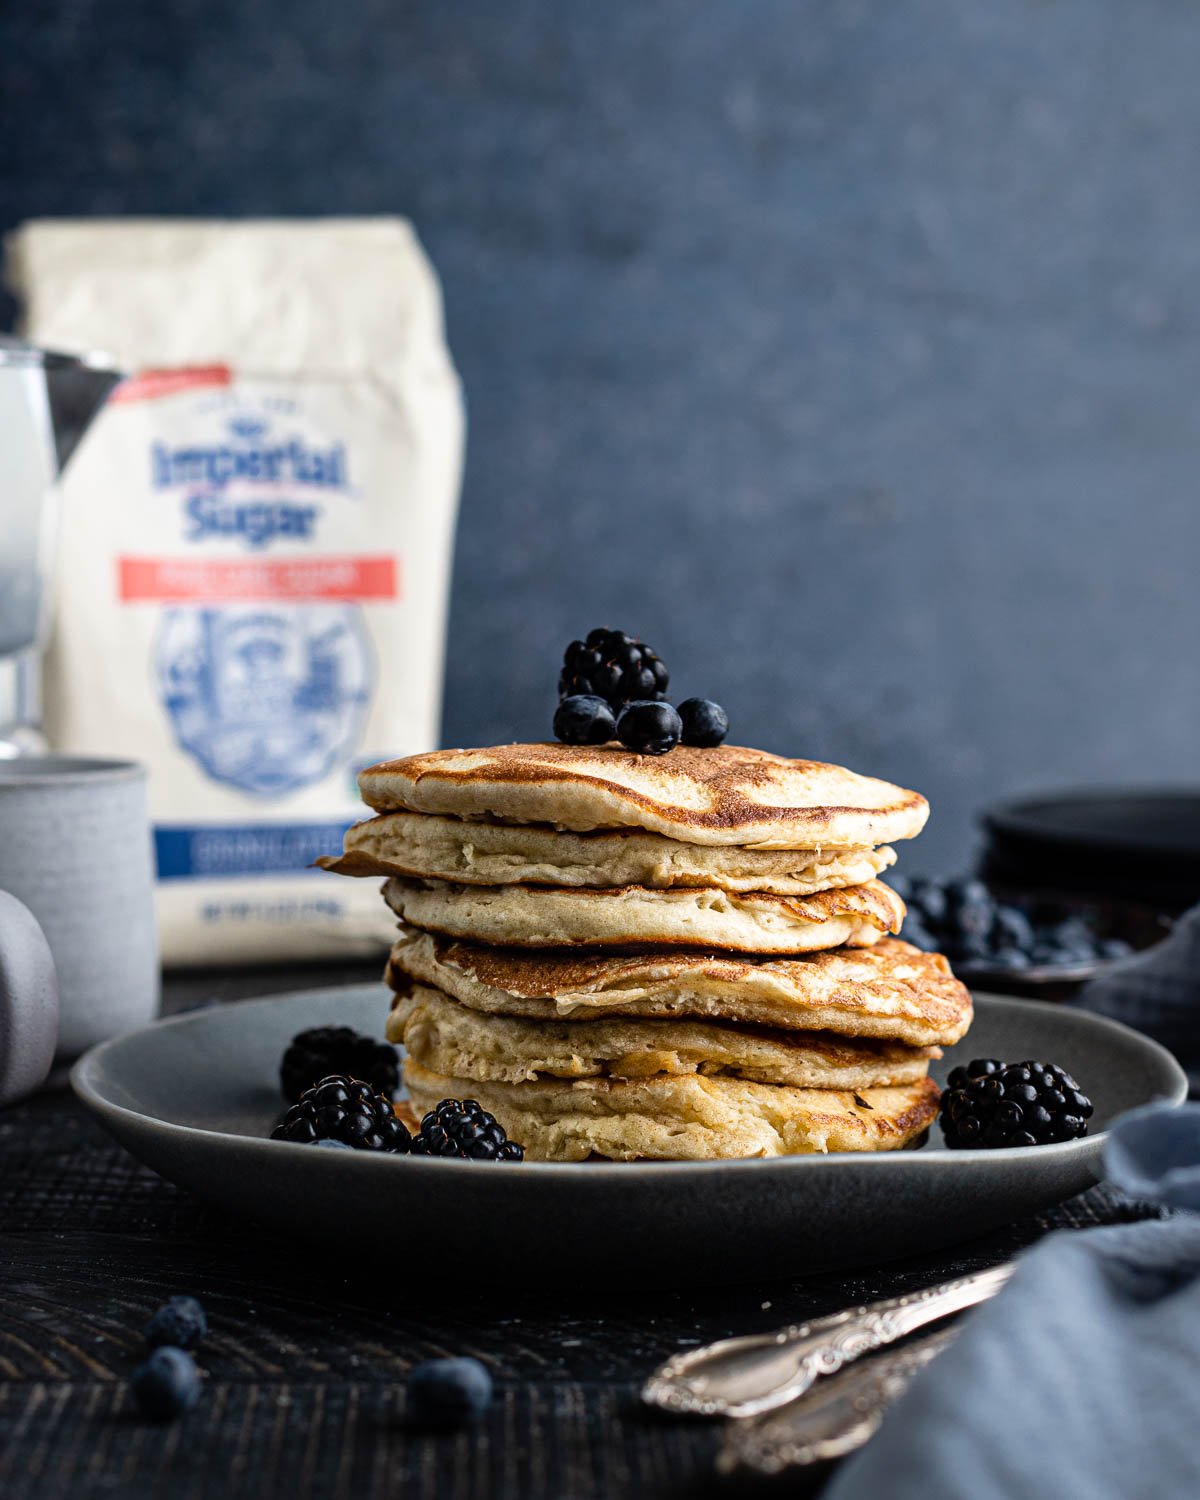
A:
4;1;1198;872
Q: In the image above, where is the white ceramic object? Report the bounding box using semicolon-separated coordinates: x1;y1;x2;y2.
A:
0;756;159;1065
0;889;58;1105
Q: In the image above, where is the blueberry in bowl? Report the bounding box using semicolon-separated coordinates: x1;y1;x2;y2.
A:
901;875;1148;999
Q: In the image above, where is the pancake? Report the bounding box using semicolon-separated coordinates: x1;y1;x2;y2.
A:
382;876;904;954
403;1058;940;1160
390;982;938;1089
387;932;973;1047
358;743;928;850
317;809;897;895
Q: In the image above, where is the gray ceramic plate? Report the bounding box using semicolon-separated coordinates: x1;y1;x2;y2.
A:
71;986;1186;1284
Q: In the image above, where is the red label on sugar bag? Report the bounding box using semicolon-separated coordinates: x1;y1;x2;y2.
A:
118;555;399;602
109;367;234;404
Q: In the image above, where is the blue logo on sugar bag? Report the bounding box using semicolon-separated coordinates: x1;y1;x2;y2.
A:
156;605;372;796
151;413;349;551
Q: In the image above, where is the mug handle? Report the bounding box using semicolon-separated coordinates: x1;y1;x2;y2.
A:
0;889;59;1106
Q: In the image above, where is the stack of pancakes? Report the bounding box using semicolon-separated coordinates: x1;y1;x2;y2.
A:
319;742;972;1160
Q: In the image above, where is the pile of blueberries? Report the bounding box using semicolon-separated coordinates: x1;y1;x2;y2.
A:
889;874;1134;973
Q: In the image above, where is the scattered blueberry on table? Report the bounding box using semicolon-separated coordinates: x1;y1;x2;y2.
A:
889;873;1135;972
131;1347;201;1422
554;630;728;751
940;1058;1093;1148
144;1294;207;1351
408;1356;494;1427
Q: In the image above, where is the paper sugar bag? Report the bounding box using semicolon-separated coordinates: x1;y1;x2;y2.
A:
8;218;463;963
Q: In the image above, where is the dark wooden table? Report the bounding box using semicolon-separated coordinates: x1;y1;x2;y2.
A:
0;966;1159;1500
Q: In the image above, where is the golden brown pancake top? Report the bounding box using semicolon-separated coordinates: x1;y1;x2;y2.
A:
357;742;928;850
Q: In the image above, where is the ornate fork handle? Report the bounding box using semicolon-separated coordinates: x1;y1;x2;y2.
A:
717;1325;960;1475
642;1261;1011;1418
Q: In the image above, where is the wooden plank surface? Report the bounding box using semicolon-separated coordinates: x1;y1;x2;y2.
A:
0;967;1159;1500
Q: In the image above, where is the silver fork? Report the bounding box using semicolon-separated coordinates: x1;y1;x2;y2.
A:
642;1261;1012;1419
717;1324;960;1474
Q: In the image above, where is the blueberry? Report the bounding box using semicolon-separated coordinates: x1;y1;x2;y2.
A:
990;905;1034;953
901;919;937;952
953;932;992;962
954;896;995;939
408;1356;493;1427
616;700;682;756
144;1296;207;1351
887;873;911;901
989;946;1030;970
131;1347;201;1421
676;698;729;748
945;878;990;911
1049;918;1096;953
1034;930;1095;964
553;694;616;746
314;1138;355;1150
1099;937;1134;961
910;880;948;928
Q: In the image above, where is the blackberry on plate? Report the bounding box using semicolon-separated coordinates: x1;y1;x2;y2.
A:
409;1356;493;1427
272;1075;411;1152
553;694;616;746
558;630;669;710
280;1026;399;1103
132;1347;201;1422
677;697;729;748
144;1296;207;1351
940;1058;1093;1148
411;1098;524;1160
616;699;682;756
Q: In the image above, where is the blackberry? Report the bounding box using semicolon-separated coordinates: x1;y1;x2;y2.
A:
559;630;669;710
677;697;729;748
131;1347;201;1422
553;694;616;746
940;1058;1093;1148
272;1075;411;1152
411;1098;524;1160
144;1296;207;1351
616;699;682;756
280;1025;399;1103
409;1356;493;1427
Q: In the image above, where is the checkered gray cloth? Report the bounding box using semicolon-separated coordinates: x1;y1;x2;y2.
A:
1075;903;1200;1094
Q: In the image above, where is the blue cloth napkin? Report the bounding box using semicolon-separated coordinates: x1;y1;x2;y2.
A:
824;1102;1200;1500
1073;903;1200;1093
824;907;1200;1500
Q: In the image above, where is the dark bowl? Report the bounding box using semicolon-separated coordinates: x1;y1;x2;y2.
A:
982;787;1200;913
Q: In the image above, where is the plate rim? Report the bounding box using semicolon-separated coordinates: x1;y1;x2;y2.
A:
70;984;1188;1178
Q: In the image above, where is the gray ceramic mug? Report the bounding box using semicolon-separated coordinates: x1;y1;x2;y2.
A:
0;757;159;1102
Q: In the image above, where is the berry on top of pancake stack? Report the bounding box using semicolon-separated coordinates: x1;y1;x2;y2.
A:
316;630;972;1160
